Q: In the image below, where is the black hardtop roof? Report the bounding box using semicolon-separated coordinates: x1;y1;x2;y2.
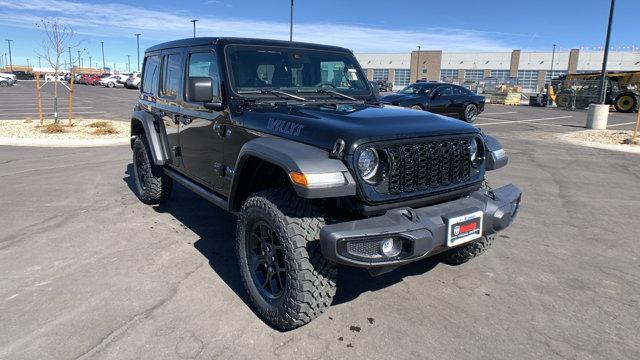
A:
145;37;352;54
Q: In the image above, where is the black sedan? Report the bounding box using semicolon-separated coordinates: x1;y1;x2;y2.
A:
380;82;485;122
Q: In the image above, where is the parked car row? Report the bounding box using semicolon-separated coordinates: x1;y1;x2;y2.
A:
67;72;140;89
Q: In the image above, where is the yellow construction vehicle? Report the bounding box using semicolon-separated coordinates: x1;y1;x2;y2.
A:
551;71;640;112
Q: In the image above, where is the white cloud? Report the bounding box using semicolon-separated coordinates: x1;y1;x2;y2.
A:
0;0;518;52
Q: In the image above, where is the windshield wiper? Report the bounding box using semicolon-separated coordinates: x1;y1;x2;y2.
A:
237;89;307;102
298;88;358;101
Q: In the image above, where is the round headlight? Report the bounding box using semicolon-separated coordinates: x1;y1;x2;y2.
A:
357;148;380;183
469;137;483;167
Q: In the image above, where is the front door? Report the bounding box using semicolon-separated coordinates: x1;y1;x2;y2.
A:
428;85;453;114
178;49;226;191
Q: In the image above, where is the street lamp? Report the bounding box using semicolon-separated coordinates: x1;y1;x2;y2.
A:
135;33;141;71
127;55;131;73
289;0;294;42
101;41;105;72
598;0;616;104
6;39;13;72
190;19;198;38
415;46;421;81
547;44;556;106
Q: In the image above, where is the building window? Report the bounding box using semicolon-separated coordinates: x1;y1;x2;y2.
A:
372;69;389;81
394;69;410;87
464;70;484;81
516;70;539;92
490;70;510;83
545;70;567;84
440;69;458;82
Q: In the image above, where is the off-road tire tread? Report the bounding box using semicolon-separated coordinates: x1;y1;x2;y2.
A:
439;234;494;265
237;187;337;330
133;136;172;204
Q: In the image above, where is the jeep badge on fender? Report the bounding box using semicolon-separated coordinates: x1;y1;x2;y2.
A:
130;37;522;330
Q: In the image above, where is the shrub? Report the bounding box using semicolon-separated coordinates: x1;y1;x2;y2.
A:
24;117;33;123
88;121;110;128
41;123;66;134
93;124;119;135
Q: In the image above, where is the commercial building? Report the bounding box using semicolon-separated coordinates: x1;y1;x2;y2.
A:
356;49;640;93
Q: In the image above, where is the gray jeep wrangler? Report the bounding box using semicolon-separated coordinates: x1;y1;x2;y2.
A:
130;37;521;330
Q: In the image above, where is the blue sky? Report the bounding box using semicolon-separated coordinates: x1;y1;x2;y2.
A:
0;0;638;71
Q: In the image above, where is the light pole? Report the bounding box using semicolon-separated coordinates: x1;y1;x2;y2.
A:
27;58;30;68
190;19;198;38
289;0;294;42
598;0;616;104
6;39;13;72
89;56;92;70
68;47;73;70
135;33;141;71
127;55;131;73
415;46;421;81
101;41;105;72
38;56;41;72
547;44;556;106
77;50;81;70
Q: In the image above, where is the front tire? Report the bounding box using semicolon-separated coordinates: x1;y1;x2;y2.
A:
237;187;337;330
614;93;638;113
439;235;494;265
463;103;478;123
108;82;115;88
132;135;173;204
411;104;423;110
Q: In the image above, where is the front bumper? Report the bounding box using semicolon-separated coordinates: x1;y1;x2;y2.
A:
320;184;521;268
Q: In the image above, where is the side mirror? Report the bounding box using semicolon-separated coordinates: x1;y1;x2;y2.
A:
187;76;226;111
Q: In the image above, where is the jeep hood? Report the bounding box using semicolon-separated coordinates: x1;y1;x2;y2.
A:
237;104;480;154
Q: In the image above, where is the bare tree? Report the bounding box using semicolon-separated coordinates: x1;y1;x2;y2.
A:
36;19;78;124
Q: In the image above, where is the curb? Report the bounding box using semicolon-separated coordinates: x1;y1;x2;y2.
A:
557;133;640;155
0;137;129;148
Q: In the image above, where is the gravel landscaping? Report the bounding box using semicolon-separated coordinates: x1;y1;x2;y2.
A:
0;119;129;140
566;129;639;145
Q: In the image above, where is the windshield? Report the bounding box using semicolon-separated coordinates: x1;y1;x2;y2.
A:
400;83;438;94
225;45;370;98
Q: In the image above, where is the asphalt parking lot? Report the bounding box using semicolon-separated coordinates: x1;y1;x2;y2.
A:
1;83;640;359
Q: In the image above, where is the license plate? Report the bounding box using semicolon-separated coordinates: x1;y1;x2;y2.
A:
446;211;483;247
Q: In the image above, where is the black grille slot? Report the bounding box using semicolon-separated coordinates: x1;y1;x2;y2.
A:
383;137;473;195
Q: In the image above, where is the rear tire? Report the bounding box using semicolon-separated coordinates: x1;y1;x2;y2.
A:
132;135;172;204
439;235;494;265
463;103;478;123
411;104;423;110
614;93;638;113
108;82;115;88
236;187;337;330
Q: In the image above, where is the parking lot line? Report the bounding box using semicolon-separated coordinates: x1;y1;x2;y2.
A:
479;111;518;116
479;115;574;126
0;111;106;117
607;121;638;127
0;107;94;111
476;117;513;122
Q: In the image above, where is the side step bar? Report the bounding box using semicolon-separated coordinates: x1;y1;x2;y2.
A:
163;168;230;212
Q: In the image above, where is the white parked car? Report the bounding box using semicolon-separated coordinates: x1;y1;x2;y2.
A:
99;75;124;88
0;76;15;87
124;73;141;89
0;72;17;82
45;73;64;82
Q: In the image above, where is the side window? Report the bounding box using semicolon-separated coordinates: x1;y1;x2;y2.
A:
437;85;452;96
161;54;182;98
186;52;219;100
142;55;160;95
452;86;465;95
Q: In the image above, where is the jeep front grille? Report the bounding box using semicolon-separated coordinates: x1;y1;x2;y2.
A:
384;138;473;195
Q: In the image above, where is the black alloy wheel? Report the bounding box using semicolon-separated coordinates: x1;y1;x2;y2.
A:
246;221;287;300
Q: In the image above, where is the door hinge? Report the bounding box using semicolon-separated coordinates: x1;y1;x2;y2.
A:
173;146;182;157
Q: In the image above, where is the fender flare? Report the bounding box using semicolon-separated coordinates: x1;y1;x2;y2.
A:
130;110;172;166
230;137;357;203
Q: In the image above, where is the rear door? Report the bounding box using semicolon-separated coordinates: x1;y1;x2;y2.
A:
178;48;227;191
